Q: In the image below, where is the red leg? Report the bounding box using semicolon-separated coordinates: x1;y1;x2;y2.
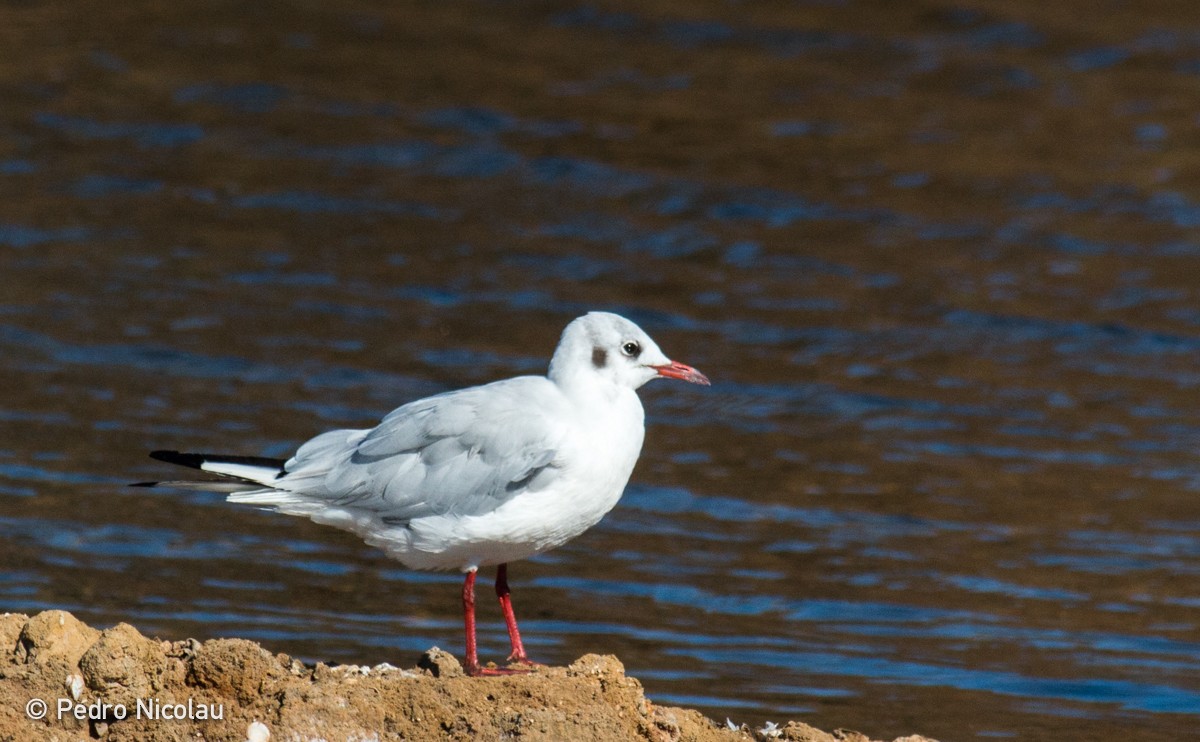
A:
462;568;484;676
495;563;541;667
462;567;532;677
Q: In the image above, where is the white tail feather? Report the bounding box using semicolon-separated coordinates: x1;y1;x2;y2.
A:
200;461;283;485
146;480;263;493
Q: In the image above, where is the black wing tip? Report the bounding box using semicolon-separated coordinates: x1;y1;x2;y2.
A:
129;481;159;488
149;450;206;469
148;450;287;472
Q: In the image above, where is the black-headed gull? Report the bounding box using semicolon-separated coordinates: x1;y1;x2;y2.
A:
138;311;710;675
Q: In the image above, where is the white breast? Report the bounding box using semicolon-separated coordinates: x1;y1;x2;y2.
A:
379;385;647;572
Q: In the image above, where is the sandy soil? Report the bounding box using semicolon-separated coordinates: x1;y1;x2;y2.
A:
0;611;936;742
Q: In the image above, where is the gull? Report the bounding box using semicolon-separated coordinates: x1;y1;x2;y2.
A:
137;311;710;675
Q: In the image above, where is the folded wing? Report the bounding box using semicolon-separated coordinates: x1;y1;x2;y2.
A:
233;376;569;524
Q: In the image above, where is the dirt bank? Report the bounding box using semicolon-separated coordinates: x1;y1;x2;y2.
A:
0;611;935;742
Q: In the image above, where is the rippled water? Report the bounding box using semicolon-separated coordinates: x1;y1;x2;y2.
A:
3;2;1200;739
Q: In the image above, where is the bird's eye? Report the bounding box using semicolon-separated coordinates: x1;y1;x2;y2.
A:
621;341;641;357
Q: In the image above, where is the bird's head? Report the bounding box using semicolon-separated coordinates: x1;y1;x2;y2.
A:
549;312;710;392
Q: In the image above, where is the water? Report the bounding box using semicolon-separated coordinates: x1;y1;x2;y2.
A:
2;2;1199;739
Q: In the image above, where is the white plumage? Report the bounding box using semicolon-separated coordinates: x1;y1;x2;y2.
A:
140;311;709;675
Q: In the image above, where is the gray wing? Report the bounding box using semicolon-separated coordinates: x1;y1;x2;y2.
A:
276;376;568;522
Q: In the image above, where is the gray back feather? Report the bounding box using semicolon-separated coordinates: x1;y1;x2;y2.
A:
276;376;568;522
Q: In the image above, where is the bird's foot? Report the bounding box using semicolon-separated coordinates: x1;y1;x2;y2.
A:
465;661;539;677
506;653;545;668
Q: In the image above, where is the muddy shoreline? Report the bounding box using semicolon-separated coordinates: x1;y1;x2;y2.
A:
0;610;934;742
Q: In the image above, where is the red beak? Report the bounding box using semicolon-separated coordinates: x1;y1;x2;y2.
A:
653;361;711;386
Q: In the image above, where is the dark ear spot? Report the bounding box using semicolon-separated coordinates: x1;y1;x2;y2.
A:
592;347;607;368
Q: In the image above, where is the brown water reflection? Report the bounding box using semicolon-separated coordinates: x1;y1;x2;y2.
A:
3;1;1200;739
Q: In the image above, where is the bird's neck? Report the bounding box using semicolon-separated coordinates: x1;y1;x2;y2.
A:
550;368;640;415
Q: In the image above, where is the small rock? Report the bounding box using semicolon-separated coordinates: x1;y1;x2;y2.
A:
188;638;286;704
417;646;464;678
65;672;85;701
246;720;270;742
655;708;682;737
16;611;100;667
773;721;840;742
169;638;202;660
567;654;626;678
0;613;28;654
79;622;167;706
